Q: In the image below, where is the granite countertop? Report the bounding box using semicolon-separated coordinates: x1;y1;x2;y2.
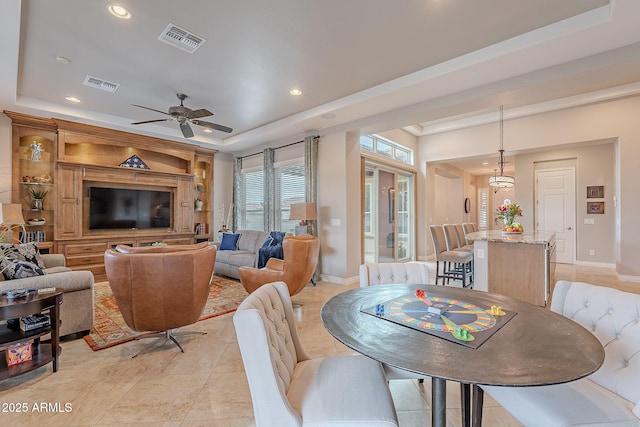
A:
466;230;555;244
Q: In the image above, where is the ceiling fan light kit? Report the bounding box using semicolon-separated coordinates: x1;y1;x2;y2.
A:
488;105;515;189
131;93;232;138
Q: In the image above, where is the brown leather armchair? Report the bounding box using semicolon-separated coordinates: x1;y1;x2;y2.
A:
104;242;216;357
238;235;319;296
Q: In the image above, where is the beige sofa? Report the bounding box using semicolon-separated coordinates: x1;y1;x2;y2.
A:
0;254;95;338
213;230;271;280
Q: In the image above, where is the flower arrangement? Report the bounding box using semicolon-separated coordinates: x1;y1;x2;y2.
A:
496;199;523;232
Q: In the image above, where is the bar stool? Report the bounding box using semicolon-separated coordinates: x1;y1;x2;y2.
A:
444;224;473;252
430;225;473;288
454;224;474;250
462;222;477;235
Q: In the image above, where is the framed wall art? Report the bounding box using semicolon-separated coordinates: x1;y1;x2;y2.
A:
587;201;605;214
587;186;604;199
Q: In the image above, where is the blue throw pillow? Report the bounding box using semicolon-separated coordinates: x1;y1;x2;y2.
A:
269;231;286;245
219;233;241;251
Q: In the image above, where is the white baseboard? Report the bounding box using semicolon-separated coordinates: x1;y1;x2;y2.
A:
572;261;640;282
574;261;616;269
319;274;359;286
617;274;640;283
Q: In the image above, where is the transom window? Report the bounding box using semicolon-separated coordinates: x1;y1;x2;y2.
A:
360;134;413;165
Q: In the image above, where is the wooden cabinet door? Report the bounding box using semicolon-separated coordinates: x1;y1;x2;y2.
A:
55;165;82;239
175;176;194;233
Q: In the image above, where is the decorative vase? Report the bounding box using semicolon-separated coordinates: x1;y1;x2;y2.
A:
32;198;43;211
195;200;203;211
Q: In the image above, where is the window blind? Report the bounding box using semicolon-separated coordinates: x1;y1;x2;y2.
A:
240;168;265;231
275;161;306;233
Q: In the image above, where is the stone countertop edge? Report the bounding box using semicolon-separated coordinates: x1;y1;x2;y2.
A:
466;230;555;244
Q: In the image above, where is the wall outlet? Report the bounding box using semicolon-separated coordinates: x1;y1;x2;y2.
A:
589;249;595;256
330;218;341;227
584;218;594;224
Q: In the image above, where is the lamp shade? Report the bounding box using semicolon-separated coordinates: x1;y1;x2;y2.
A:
0;203;26;225
488;175;515;188
289;203;317;221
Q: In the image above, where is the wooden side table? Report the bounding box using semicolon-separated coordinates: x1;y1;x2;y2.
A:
0;289;63;380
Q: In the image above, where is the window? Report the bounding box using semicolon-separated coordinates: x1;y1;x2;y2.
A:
359;135;374;152
360;134;413;165
239;167;265;231
364;182;372;234
235;139;315;233
479;189;488;230
275;160;306;233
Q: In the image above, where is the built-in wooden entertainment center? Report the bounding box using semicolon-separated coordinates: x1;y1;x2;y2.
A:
6;111;216;281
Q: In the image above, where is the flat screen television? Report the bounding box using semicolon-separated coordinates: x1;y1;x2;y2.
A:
89;187;172;230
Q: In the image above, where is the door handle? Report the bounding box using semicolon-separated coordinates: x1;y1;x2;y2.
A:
567;227;573;230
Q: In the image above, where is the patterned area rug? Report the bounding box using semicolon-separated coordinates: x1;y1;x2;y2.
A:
84;275;248;351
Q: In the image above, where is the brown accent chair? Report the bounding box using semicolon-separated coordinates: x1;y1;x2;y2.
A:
103;242;216;357
238;235;319;296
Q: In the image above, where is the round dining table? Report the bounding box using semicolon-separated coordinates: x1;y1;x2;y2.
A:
320;284;604;427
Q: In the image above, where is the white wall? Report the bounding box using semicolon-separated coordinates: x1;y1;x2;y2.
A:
213;152;233;237
419;95;640;278
516;142;615;265
317;132;349;280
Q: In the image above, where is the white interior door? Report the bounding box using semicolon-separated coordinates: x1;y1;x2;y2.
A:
536;168;576;264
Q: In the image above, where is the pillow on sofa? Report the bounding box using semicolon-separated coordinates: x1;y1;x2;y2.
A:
220;233;241;251
0;257;46;280
0;242;45;269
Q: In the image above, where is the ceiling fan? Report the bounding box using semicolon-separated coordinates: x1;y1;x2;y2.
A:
131;93;232;138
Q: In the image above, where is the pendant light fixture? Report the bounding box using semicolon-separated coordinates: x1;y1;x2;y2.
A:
488;105;515;188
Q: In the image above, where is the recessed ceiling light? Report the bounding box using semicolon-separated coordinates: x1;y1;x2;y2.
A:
202;128;213;133
56;56;71;64
482;161;489;165
107;5;131;19
65;96;81;103
289;88;302;96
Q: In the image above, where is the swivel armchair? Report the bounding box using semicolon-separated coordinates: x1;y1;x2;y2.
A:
104;242;216;357
238;235;319;296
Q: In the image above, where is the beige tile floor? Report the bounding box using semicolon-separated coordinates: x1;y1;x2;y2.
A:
0;263;636;426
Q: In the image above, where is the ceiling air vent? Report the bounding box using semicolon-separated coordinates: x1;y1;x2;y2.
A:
158;23;206;53
83;76;119;93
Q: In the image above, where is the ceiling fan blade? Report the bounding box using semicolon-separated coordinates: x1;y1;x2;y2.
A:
131;104;170;116
180;121;194;138
192;119;233;133
185;108;213;119
131;118;171;125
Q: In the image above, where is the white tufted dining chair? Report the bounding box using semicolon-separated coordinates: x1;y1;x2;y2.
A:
233;281;399;427
482;280;640;426
359;262;431;288
359;262;432;383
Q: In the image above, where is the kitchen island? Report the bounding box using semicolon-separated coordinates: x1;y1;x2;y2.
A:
466;230;556;306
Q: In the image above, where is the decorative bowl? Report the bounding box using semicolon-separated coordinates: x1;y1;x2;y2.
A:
28;220;46;226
